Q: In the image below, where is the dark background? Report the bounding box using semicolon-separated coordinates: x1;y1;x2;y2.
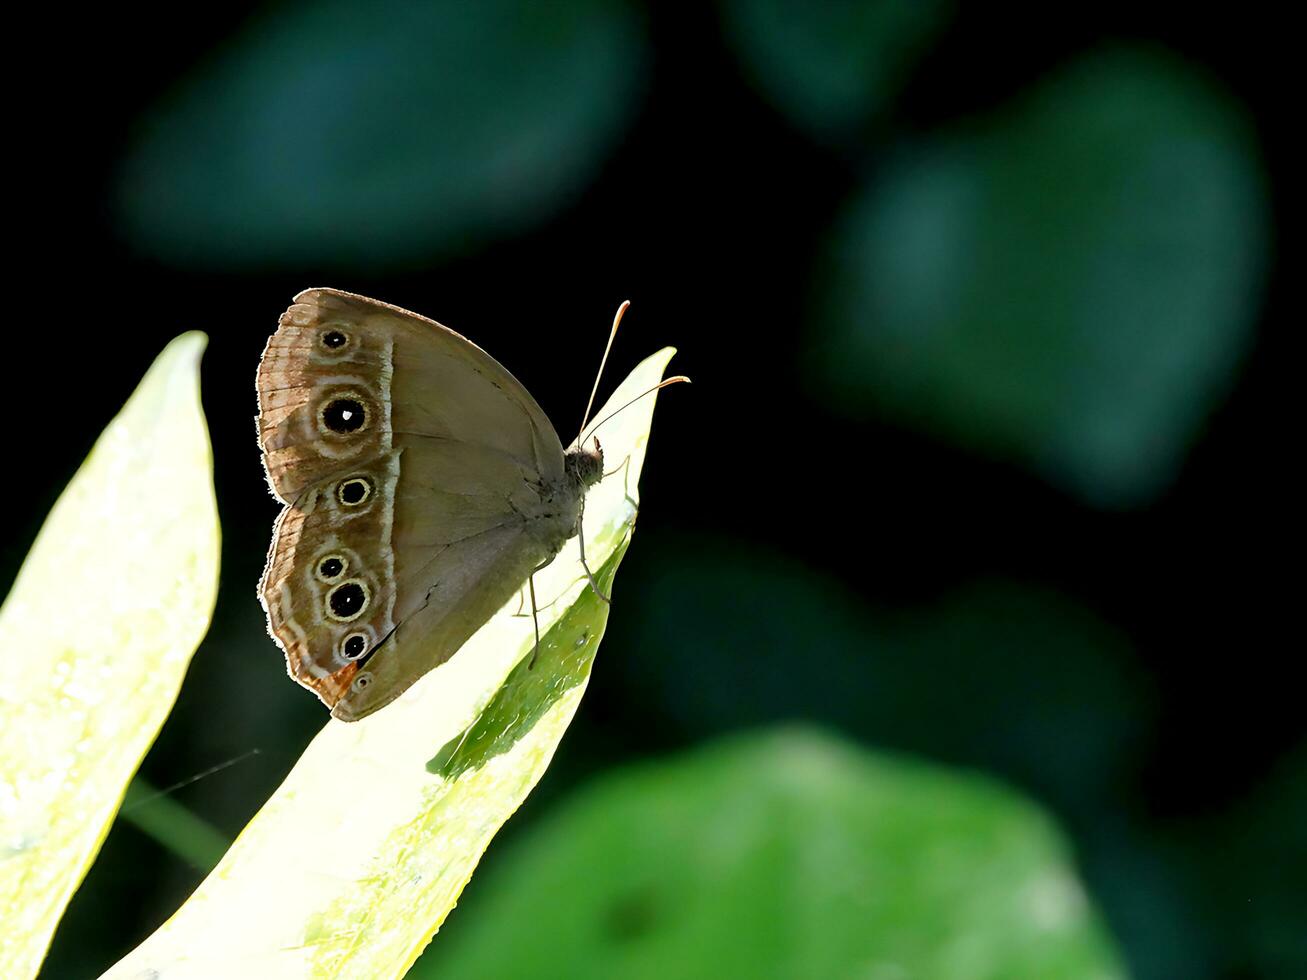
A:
6;3;1298;978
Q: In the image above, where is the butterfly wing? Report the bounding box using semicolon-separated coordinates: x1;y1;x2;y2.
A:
258;287;564;503
257;288;571;718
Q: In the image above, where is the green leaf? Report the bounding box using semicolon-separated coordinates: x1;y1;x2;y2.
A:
809;46;1268;506
0;334;219;980
416;728;1127;979
115;0;646;269
608;544;1149;807
117;779;232;873
720;0;952;142
1180;742;1307;978
103;349;677;980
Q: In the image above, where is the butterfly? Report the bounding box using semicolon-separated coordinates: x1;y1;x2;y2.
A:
256;288;682;721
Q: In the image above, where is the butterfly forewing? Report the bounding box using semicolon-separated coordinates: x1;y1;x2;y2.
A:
258;288;562;500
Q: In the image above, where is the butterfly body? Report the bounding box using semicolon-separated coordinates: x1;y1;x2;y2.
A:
257;288;603;721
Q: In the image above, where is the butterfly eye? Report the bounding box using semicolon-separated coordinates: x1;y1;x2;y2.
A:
319;328;350;351
336;476;374;507
342;632;369;660
316;554;347;582
326;579;370;622
318;396;369;435
350;671;373;693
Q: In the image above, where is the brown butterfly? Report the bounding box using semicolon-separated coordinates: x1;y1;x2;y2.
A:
256;287;682;721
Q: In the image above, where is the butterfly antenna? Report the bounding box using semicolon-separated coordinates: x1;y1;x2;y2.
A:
581;376;690;444
578;300;629;443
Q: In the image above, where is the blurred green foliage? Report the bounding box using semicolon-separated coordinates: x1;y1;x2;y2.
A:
614;539;1148;807
809;47;1267;506
116;0;645;268
417;729;1126;980
1178;744;1307;976
720;0;952;141
117;780;230;873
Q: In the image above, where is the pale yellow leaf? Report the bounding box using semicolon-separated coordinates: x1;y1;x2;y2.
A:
104;348;678;980
0;333;220;979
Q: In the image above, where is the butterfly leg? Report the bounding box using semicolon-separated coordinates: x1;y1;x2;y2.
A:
603;454;640;524
528;571;542;669
577;496;611;604
526;557;557;669
602;454;631;480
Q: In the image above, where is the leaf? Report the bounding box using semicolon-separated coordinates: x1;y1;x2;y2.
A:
606;544;1149;807
415;728;1128;980
103;349;677;980
1190;743;1307;977
0;334;219;980
809;46;1268;506
115;0;646;269
117;779;232;873
720;0;952;142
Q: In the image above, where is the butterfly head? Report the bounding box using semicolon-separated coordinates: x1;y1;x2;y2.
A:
564;437;604;490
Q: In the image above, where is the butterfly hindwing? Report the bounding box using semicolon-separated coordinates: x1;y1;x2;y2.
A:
259;454;400;705
259;450;548;713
